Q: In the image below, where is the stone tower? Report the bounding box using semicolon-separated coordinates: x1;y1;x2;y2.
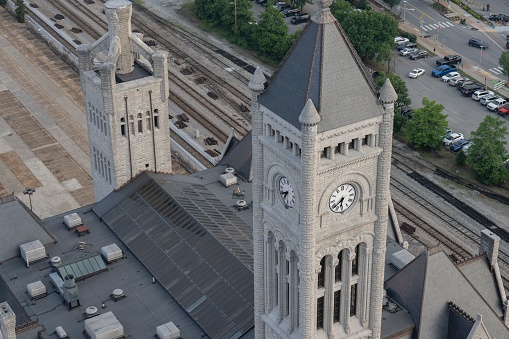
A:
0;302;16;339
78;0;172;201
250;0;397;337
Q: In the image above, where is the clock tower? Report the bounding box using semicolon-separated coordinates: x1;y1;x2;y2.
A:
249;0;398;337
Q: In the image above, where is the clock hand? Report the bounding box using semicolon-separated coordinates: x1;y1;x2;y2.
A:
339;196;344;208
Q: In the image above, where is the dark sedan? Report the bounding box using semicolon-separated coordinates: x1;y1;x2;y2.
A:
409;50;428;60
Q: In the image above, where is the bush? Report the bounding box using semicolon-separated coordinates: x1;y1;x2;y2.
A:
456;151;467;166
397;28;417;43
451;0;461;5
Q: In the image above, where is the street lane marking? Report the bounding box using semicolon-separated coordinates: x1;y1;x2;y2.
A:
489;67;504;75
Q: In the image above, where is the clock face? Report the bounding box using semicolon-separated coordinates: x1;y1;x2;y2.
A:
329;183;356;213
279;177;296;208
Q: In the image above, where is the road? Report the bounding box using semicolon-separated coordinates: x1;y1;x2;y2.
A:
397;0;507;77
393;52;509;144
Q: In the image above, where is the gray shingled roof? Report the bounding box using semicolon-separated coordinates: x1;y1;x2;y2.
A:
258;19;383;133
385;248;509;338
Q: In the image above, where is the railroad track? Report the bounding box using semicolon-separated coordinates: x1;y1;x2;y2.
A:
171;133;214;169
391;161;509;291
47;0;103;41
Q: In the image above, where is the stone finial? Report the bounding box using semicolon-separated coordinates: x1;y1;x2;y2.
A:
378;78;398;104
311;0;336;24
249;67;266;92
299;99;321;126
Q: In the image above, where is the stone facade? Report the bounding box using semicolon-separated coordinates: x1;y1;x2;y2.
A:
77;0;172;201
0;302;15;339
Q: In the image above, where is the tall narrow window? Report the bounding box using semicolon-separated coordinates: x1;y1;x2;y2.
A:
352;245;359;275
333;291;341;323
317;297;324;329
130;115;135;135
100;116;103;133
120;117;126;137
350;284;357;316
275;247;279;305
335;251;343;282
137;113;143;133
318;257;325;288
107;161;111;184
104;121;107;136
146;111;151;131
154;109;159;128
93;147;97;170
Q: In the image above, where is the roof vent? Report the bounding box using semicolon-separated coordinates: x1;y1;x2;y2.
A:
63;274;76;288
85;306;99;318
236;200;249;211
112;289;125;301
51;256;62;267
225;167;235;174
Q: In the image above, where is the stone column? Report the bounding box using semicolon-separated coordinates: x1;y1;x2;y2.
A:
278;243;287;323
104;0;134;74
289;252;299;333
250;68;267;339
370;79;397;338
341;250;354;334
357;245;371;327
265;233;276;312
323;256;334;336
298;100;321;338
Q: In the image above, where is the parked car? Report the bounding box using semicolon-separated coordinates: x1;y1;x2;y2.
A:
449;77;466;86
283;7;299;16
444;128;453;137
409;50;428;60
408;68;425;78
397;41;417;51
401;106;413;119
480;95;501;105
450;139;471;152
441;72;460;82
400;47;418;56
395;36;410;45
471;90;494;101
468;38;488;49
290;13;310;24
436;55;462;66
273;1;286;8
456;80;475;90
278;4;291;12
461;84;484;96
497;104;509;117
462;142;473;155
432;65;457;77
443;133;464;146
487;98;507;111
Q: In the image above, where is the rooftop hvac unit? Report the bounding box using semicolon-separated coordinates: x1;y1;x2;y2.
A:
220;173;237;187
391;249;416;270
27;281;47;300
63;213;82;229
20;240;47;267
111;289;125;301
101;244;123;263
84;311;124;339
156;322;181;339
55;326;69;338
63;274;80;309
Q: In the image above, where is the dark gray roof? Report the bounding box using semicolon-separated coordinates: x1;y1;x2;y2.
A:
385;247;509;338
0;195;55;262
258;19;383;133
447;304;475;339
93;170;254;339
219;132;253;182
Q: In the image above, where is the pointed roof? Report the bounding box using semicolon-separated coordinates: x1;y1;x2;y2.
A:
385;248;509;338
379;78;398;104
258;1;383;133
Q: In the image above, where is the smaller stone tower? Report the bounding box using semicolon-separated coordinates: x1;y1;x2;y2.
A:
0;302;16;339
78;0;172;201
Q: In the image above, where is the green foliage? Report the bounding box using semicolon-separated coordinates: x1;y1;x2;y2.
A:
15;0;26;23
290;0;313;10
451;0;461;5
252;6;294;61
336;10;397;63
330;0;355;22
397;28;416;43
456;150;467;166
499;51;509;81
393;111;406;133
405;97;448;150
383;0;401;8
0;0;5;5
373;72;411;108
466;115;509;185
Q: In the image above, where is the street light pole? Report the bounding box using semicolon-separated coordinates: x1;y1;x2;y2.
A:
403;1;407;21
23;187;35;211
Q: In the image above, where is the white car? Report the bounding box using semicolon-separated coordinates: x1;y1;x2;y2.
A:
443;132;464;146
462;142;473;156
441;72;460;82
394;36;409;45
449;77;465;86
480;94;500;105
471;90;494;101
400;47;418;56
487;98;507;111
408;68;425;78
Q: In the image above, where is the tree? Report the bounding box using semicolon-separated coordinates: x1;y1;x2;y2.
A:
374;72;411;108
498;51;509;82
330;0;355;22
15;0;26;23
290;0;313;11
335;10;397;63
466;115;509;185
383;0;401;8
252;6;294;61
405;97;448;150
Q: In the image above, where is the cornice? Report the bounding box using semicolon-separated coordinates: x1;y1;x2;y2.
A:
317;153;380;175
319;120;381;141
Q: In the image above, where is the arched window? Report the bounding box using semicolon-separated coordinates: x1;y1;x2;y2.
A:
352;245;359;275
154;109;159;128
130;115;135;135
146;111;151;131
120;117;126;136
335;251;343;282
137;113;143;133
318;257;325;288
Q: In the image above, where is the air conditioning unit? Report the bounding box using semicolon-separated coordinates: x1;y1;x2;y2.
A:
63;213;82;229
220;173;237;187
391;249;415;270
27;280;47;300
55;326;69;338
156;322;180;339
84;311;124;339
20;240;47;267
101;243;123;263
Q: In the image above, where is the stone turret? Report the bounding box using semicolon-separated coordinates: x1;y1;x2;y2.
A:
0;302;16;339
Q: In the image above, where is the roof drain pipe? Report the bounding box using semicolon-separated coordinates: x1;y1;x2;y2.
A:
124;96;133;181
148;90;157;173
